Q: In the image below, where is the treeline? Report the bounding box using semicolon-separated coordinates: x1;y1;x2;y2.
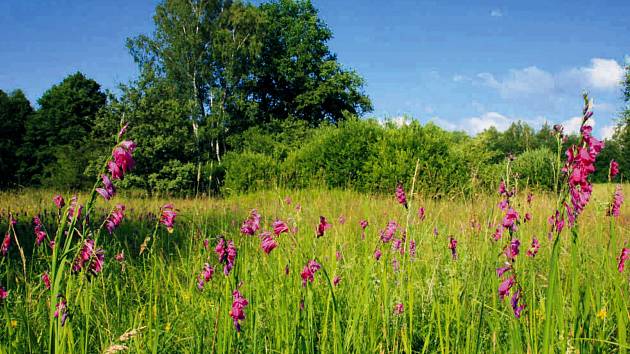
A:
1;0;629;196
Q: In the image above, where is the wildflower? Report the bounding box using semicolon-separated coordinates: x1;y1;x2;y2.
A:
380;221;398;243
0;286;7;301
42;272;51;290
272;220;289;236
117;123;128;139
338;215;346;225
114;251;124;262
53;194;65;209
496;263;511;277
498;180;507;195
409;240;416;257
448;237;457;260
72;239;94;273
360;220;369;229
433;227;438;237
418;207;425;221
203;239;209;250
505;239;520;261
498;276;514;300
524;212;532;223
596;308;607;320
260;233;277;255
300;259;321;287
316;216;331;238
216;238;237;275
285;196;292;205
527;193;533;204
229;290;249;332
89;248;105;275
607;186;624;218
392;258;400;271
511;289;525;318
1;232;10;256
197;263;214;290
107;161;123;180
295;203;302;212
395;182;408;209
374;249;382;261
67;195;82;221
336;251;342;261
159;204;177;233
240;209;261;235
393;303;404;315
392;238;403;254
492;226;504;241
609;160;619;179
113;142;136;172
105;204;125;234
618;248;630;273
54;295;68;326
33;215;47;246
526;238;540;257
333;275;341;286
96;174;116;201
502;208;519;231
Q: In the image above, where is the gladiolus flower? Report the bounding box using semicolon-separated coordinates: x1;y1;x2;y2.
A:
511;289;525;318
54;295;68;326
284;196;292;205
272;220;289;236
67;195;82;221
409;240;416;257
527;193;533;204
300;259;321;287
393;303;404;315
240;209;261;235
159;204;177;233
336;251;342;261
505;239;520;261
496;263;511;277
0;286;7;301
197;263;214;290
260;233;277;255
380;221;398;243
609;160;619;178
392;258;400;271
502;208;519;231
448;237;457;260
492;226;504;241
216;238;237;275
433;227;438;237
360;220;369;229
1;232;10;256
618;248;629;273
42;272;51;290
498;276;514;300
338;215;346;225
395;182;408;209
333;276;341;286
374;249;382;261
53;194;65;209
33;215;47;246
316;216;331;238
114;252;124;262
96;174;116;201
526;238;540;257
229;290;249;332
117;123;128;139
105;204;125;234
418;207;425;221
607;186;624;218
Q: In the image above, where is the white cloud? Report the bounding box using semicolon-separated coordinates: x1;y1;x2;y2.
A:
464;112;511;134
562;116;596;135
379;116;410;127
490;9;503;17
600;125;616;140
477;67;556;98
580;58;624;90
429;117;458;131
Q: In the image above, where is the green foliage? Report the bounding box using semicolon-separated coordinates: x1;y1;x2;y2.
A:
0;89;32;187
511;147;556;190
19;72;106;187
222;150;278;193
148;160;197;195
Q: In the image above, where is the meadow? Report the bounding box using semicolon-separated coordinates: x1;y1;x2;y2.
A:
0;180;628;353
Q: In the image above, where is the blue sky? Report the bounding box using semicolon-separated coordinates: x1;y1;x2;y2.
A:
1;0;629;138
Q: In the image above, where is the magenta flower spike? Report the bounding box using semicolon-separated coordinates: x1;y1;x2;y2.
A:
53;194;65;209
607;186;624;217
618;248;630;273
374;249;382;261
395;182;408;209
240;209;261;235
159;203;177;233
33;215;47;246
526;238;540;257
448;237;458;260
105;204;125;234
229;290;249;332
0;286;7;301
1;232;11;256
316;216;331;238
260;234;277;254
300;259;321;287
393;303;404;315
272;220;289;236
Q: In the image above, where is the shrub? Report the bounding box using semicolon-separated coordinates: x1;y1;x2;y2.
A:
222;151;278;194
511;148;556;190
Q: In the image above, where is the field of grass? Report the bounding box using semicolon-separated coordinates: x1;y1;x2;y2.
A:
0;183;628;353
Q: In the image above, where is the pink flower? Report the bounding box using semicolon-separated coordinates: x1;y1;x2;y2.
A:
33;215;47;246
284;196;292;205
392;257;400;271
395;182;408;209
230;290;249;332
316;216;331;238
54;295;68;326
300;259;321;287
53;194;65;209
105;204;125;234
333;275;341;286
504;239;520;261
1;232;11;256
159;203;177;233
108;141;136;180
502;208;519;231
409;240;416;257
393;303;404;315
527;193;533;204
492;226;504;241
498;276;514;300
448;237;457;260
0;285;7;301
272;220;289;236
607;186;624;218
260;234;277;254
526;238;540;257
240;209;261;235
114;251;124;262
610;160;619;178
96;174;116;201
197;263;214;290
418;207;425;221
498;180;507;195
117;123;128;140
618;248;630;273
433;227;438;237
496;263;511;277
67;195;82;221
216;238;237;275
338;215;346;225
374;249;382;261
380;221;398;243
360;220;369;229
336;251;342;261
72;239;104;276
42;272;51;290
524;212;532;223
511;289;525;318
107;161;122;180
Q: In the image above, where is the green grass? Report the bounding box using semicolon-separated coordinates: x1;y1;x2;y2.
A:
0;185;628;353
